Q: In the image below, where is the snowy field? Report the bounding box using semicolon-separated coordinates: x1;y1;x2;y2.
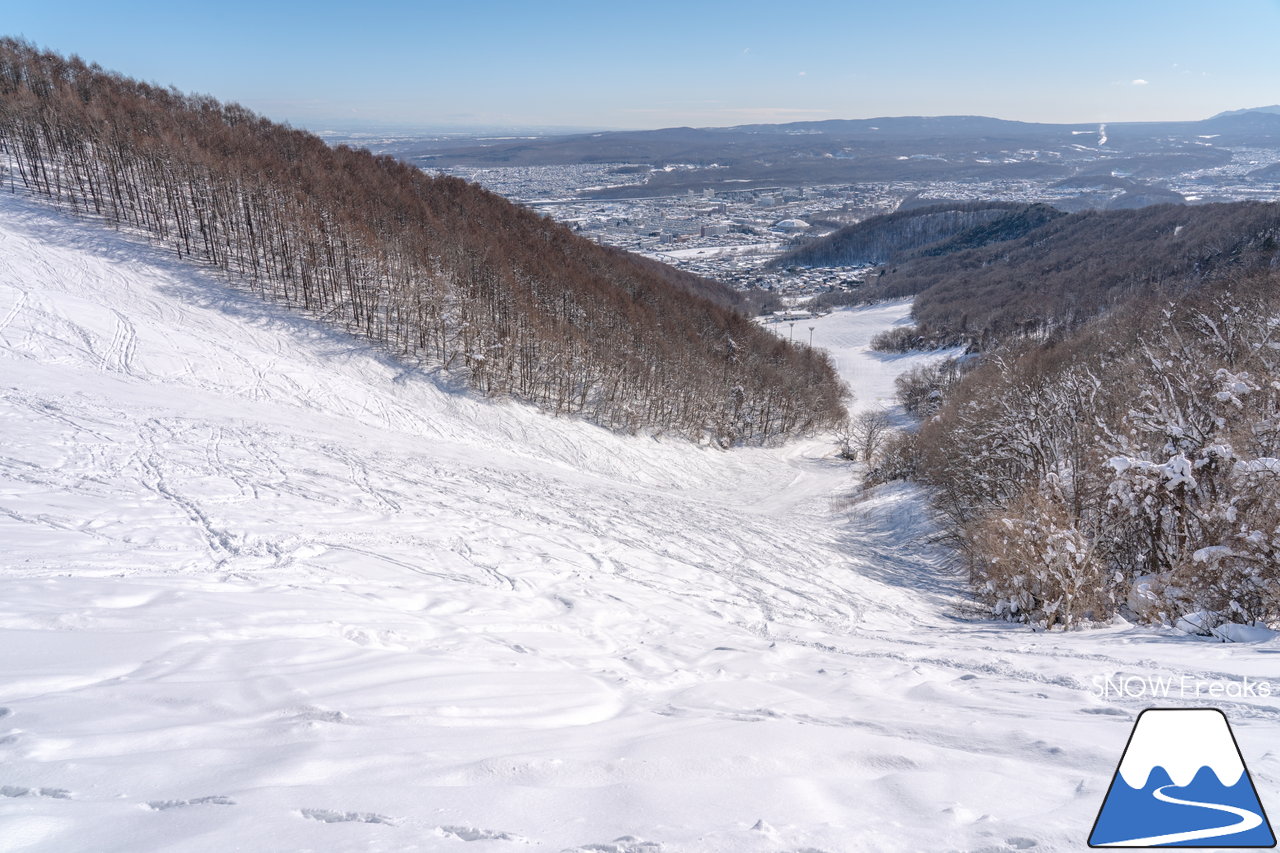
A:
2;189;1279;852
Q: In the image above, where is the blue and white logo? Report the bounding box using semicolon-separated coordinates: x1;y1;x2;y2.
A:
1090;708;1275;847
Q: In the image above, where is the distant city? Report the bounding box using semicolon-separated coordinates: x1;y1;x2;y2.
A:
421;139;1280;307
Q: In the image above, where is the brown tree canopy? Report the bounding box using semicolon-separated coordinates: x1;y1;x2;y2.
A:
861;201;1280;347
909;272;1280;630
0;39;847;444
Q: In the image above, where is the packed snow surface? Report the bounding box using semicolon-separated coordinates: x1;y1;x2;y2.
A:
1;190;1278;852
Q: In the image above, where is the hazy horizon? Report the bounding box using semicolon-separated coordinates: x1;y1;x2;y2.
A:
6;0;1280;133
304;106;1280;140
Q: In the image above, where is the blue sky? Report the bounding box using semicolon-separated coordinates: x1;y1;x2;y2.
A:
5;0;1280;131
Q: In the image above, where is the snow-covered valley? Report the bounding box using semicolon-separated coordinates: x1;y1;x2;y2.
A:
2;189;1279;852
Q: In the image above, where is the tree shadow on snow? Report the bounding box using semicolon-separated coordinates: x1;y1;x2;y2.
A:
833;479;976;621
0;189;472;398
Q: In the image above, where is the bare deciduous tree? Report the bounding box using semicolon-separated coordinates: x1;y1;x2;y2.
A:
843;409;893;463
0;39;849;444
913;277;1280;630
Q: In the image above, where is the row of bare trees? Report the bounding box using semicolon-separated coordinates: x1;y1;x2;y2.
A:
0;39;847;444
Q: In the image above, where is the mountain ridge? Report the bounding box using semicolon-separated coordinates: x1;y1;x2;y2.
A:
1212;104;1280;119
390;109;1280;200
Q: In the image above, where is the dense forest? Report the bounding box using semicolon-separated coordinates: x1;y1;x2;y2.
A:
854;268;1280;635
831;197;1280;632
0;39;846;444
774;200;1057;268
893;273;1280;632
861;202;1280;348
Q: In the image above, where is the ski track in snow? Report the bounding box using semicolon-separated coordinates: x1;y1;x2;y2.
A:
1;189;1278;852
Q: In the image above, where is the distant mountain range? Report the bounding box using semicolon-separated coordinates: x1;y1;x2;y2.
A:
382;109;1280;198
1212;104;1280;118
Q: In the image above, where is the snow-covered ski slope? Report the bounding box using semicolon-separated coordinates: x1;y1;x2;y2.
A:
1;189;1278;853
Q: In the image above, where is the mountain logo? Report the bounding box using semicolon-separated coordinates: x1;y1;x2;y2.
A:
1089;708;1276;847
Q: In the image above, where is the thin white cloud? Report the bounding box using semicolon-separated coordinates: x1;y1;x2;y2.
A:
1132;78;1149;86
798;71;807;77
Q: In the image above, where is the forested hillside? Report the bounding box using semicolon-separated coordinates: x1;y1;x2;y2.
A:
0;40;846;443
863;202;1280;346
775;200;1057;268
861;198;1280;632
891;273;1280;633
